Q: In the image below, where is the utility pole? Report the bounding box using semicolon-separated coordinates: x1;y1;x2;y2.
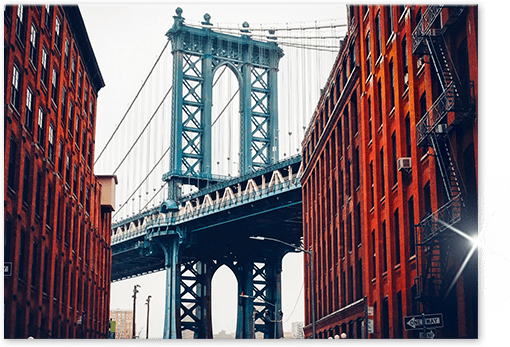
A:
146;295;152;339
132;284;141;339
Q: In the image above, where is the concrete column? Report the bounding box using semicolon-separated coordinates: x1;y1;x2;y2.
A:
157;235;181;339
236;259;255;339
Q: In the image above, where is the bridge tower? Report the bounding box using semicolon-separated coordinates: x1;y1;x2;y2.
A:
150;8;287;339
163;7;283;205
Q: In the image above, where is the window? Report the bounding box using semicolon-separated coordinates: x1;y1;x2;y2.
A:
396;291;403;337
35;171;42;217
349;41;356;73
382;220;387;272
81;128;86;157
48;125;54;162
66;155;71;185
22;155;31;205
380;147;385;197
43;250;49;294
41;48;48;88
11;64;21;112
408;196;416;256
77;70;83;100
368;96;372;141
84;89;88;115
365;31;371;77
61;87;67;129
29;24;38;66
71;57;76;86
4;218;11;268
51;68;59;104
75;116;80;147
86;186;90;213
340;170;344;206
46;184;53;230
394;208;401;265
386;5;393;41
37;108;45;148
31;241;38;287
370;161;374;208
347;213;352;252
344;108;350;148
392;131;397;185
355;147;360;189
351;92;358;135
64;39;69;70
68;103;74;136
73;165;78;196
355;203;361;246
18;230;26;280
346;159;351;198
54;16;61;51
402;35;408;88
375;11;382;58
80;177;84;205
419;91;427;120
89;100;94;125
377;79;383;127
25;87;34;131
44;5;51;30
15;5;25;43
58;141;64;175
424;182;432;216
371;230;376;279
405;113;411;157
389;59;395;110
87;141;92;169
415;8;422;31
8;138;18;190
53;257;59;301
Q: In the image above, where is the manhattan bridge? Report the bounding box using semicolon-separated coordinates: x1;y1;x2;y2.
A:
95;7;347;339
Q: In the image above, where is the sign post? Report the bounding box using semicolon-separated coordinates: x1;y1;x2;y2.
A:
404;313;443;338
4;262;12;276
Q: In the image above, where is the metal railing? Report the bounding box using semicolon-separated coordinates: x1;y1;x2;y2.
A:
411;5;443;54
416;82;456;146
418;194;462;245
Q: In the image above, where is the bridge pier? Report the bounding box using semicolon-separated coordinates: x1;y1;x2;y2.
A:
236;259;255;339
155;235;182;339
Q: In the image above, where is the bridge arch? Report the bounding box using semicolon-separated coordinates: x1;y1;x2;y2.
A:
211;264;238;337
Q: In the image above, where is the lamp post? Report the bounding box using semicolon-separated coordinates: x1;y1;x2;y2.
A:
145;295;152;339
249;236;316;339
132;284;141;339
240;294;281;339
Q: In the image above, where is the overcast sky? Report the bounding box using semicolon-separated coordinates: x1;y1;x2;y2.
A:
79;1;346;338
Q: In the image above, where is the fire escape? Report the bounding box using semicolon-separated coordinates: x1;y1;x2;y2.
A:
411;5;474;303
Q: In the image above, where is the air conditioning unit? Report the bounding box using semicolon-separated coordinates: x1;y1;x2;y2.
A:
417;57;425;70
435;124;448;134
404;73;409;87
397;157;412;172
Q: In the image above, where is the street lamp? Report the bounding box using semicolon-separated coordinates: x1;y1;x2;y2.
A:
249;236;316;339
132;284;141;339
145;295;152;339
240;294;282;339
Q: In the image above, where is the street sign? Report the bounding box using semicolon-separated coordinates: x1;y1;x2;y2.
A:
404;313;443;330
367;319;374;334
4;262;12;276
419;329;437;339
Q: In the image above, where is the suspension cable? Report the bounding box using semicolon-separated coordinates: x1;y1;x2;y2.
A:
112;84;173;175
113;144;171;219
94;40;170;165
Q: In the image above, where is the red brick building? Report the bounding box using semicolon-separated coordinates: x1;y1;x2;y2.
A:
301;5;477;339
4;5;116;338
